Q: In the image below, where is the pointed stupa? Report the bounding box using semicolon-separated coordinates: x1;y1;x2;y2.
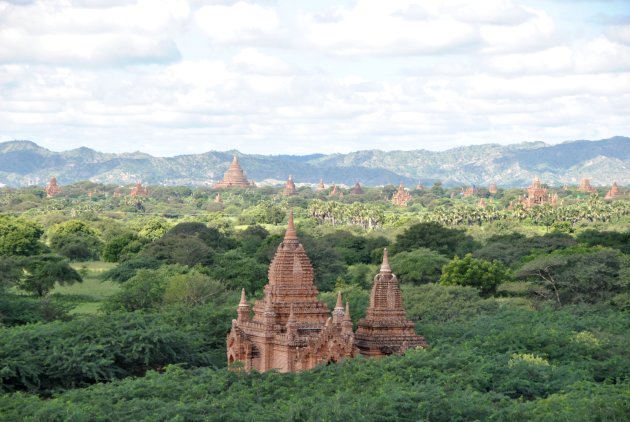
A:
44;176;61;198
215;192;223;203
284;210;298;241
351;182;364;195
355;248;428;356
237;288;250;322
283;175;298;196
214;155;252;188
316;179;326;191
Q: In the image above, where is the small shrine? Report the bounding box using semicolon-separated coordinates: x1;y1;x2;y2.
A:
462;186;477;197
605;182;622;200
44;177;61;198
578;178;597;193
478;198;487;208
215;192;223;204
488;183;498;195
391;183;412;206
350;182;364;195
283;175;298;196
329;184;341;198
415;184;424;191
214;156;252;188
130;182;149;197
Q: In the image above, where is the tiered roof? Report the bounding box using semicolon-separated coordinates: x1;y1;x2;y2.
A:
44;177;61;198
391;183;412;206
355;249;427;356
214;156;252;188
578;178;597;193
283;175;298;196
605;182;622;200
350;182;364;195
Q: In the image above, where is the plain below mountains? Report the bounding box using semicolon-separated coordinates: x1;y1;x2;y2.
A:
0;137;628;188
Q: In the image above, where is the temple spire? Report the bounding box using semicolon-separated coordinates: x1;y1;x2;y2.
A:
335;291;343;309
284;210;298;240
344;301;351;321
239;288;247;306
380;248;391;273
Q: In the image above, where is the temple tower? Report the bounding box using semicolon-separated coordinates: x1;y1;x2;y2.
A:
605;182;622;200
130;182;149;197
578;178;596;193
350;182;364;195
391;183;412;206
355;249;428;357
214;156;252;188
44;177;61;198
283;175;298;196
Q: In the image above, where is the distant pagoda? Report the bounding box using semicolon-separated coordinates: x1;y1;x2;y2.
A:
329;183;341;198
391;183;412;206
415;183;424;191
478;198;487;208
316;179;326;192
283;175;298;196
578;178;597;194
463;186;477;197
350;182;364;195
130;182;149;197
488;183;498;195
355;249;428;357
214;192;223;204
44;176;61;198
522;177;547;208
214;156;252;189
605;182;622;200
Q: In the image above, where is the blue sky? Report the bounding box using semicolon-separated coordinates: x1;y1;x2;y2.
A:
1;0;629;156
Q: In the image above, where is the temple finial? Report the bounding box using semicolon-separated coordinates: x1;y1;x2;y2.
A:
284;209;298;240
239;288;247;306
344;301;351;321
335;291;343;309
380;248;391;273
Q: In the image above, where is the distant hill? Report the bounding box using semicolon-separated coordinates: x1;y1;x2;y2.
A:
0;137;628;188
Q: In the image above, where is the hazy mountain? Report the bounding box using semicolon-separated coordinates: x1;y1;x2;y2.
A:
0;137;628;188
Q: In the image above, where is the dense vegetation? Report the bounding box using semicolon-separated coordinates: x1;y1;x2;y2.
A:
1;182;629;420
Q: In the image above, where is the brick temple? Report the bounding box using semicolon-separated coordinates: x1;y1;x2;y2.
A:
578;178;597;193
316;179;326;192
227;213;426;372
391;183;412;206
463;186;477;197
214;156;252;188
522;177;548;208
44;176;61;198
329;183;341;198
350;182;364;195
283;175;298;196
605;182;622;200
130;182;149;197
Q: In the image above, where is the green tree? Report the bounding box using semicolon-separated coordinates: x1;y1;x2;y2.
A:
16;254;82;297
395;222;477;257
163;273;228;307
440;254;509;296
48;220;102;261
0;215;44;256
390;248;450;284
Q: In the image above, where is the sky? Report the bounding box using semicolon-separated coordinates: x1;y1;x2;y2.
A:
0;0;629;156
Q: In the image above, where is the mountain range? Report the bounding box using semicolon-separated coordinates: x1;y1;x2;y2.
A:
0;137;628;188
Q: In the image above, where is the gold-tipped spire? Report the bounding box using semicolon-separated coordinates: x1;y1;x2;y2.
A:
380;248;391;273
284;209;297;240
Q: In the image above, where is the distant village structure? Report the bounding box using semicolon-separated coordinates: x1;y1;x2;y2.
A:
44;177;61;198
605;182;622;200
226;213;426;372
283;175;298;196
578;178;597;194
391;183;412;206
214;156;252;188
130;182;149;197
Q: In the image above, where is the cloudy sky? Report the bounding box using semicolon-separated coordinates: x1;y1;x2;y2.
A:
1;0;629;156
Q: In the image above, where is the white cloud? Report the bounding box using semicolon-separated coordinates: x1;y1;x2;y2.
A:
0;0;189;65
194;1;280;44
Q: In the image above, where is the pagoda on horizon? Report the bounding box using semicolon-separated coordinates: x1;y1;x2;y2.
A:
283;175;298;196
214;156;252;189
350;182;364;195
391;183;412;206
522;177;548;208
578;178;597;194
44;176;61;198
605;182;622;200
130;182;149;197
